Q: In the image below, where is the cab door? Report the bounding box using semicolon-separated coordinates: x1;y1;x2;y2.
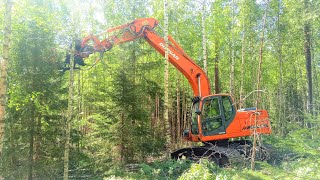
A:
201;97;226;136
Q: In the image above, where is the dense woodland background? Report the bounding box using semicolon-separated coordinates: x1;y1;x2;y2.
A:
0;0;319;179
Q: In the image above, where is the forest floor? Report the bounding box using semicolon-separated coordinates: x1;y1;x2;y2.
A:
104;128;320;180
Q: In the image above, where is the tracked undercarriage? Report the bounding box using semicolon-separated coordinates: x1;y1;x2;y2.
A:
171;140;270;167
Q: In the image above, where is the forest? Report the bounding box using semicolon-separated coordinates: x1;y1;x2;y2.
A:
0;0;319;179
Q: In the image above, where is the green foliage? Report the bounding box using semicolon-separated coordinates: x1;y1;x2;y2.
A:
263;131;320;179
0;0;67;178
103;160;193;179
1;0;320;179
178;160;215;180
105;130;320;179
141;160;192;179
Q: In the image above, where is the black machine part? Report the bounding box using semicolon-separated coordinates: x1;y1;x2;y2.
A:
171;140;270;167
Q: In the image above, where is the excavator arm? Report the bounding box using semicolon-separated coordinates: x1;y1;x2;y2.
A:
79;18;210;97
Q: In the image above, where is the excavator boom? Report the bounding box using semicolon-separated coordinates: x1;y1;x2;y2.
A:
81;18;158;51
80;18;210;97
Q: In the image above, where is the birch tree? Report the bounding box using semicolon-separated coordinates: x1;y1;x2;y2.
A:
239;1;246;109
63;40;75;180
63;4;79;179
251;0;269;170
202;0;207;74
163;0;170;147
229;0;236;97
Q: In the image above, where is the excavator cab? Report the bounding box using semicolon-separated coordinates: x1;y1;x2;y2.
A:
201;95;235;136
185;94;236;142
184;93;271;143
175;94;271;164
176;94;271;165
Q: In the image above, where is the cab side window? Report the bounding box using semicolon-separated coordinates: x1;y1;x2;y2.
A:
222;96;234;121
191;102;199;135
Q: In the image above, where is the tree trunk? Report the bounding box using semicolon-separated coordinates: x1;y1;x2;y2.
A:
151;96;156;129
120;112;125;163
77;70;81;152
28;109;35;180
0;0;12;156
63;39;75;180
251;1;269;170
163;0;170;147
277;0;285;135
176;74;181;144
34;117;41;164
184;85;191;131
202;0;207;74
239;26;245;109
304;0;313;120
170;110;175;144
229;0;235;97
154;93;160;130
214;40;220;94
156;93;160;138
182;81;187;130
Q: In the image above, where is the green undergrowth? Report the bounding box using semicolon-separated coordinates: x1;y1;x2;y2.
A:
104;129;320;179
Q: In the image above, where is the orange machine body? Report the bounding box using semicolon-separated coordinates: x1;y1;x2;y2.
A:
79;18;271;144
188;95;271;143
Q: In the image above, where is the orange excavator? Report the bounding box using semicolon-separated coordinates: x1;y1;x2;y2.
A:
68;18;272;166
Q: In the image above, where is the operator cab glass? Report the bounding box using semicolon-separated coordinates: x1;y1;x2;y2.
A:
222;96;234;122
189;95;236;137
201;95;236;136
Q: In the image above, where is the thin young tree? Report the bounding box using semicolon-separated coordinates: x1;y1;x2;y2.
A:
276;0;285;134
214;40;220;94
229;0;236;97
202;0;207;74
304;0;313;119
163;0;170;147
239;1;246;109
63;39;75;180
63;5;80;178
176;73;181;144
251;0;269;170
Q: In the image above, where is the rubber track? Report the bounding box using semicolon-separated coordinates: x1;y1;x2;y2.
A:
171;140;270;167
171;145;242;166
